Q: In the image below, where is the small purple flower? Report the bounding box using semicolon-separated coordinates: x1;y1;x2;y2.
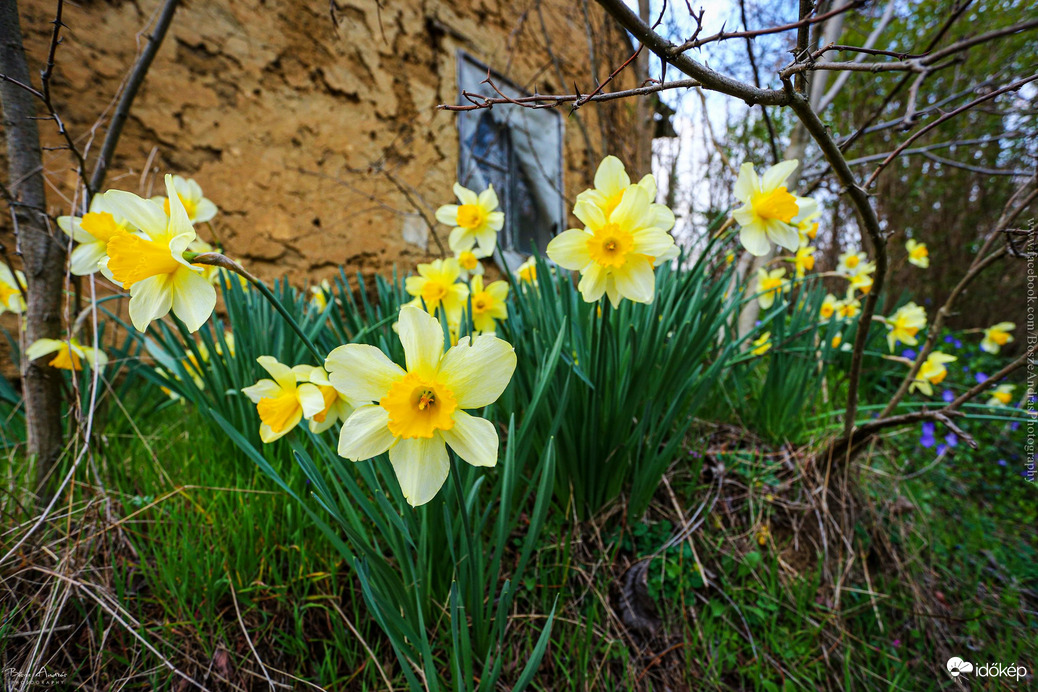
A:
954;339;962;349
936;444;947;455
944;335;953;344
942;390;955;403
962;365;970;372
998;459;1007;467
975;372;988;384
920;422;936;448
1010;422;1020;431
945;433;957;447
892;639;901;648
901;348;917;360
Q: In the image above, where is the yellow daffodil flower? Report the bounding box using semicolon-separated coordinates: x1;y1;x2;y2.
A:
986;384;1015;407
797;209;821;247
405;258;469;325
515;256;538;285
455;247;488;281
905;239;929;268
837;297;861;319
0;265;27;315
820;293;840;320
755;267;787;309
909;351;956;396
467;275;509;334
436;183;505;255
546;184;675;307
790;245;816;278
310;279;333;312
732;159;813;256
849;269;874;295
297;365;358;434
831;334;842;349
101;174;217;333
326;306;516;507
836;251;869;277
885;302;927;352
980;322;1014;354
26;337;108;371
151;175;218;224
576;156;676;232
242;356;326;443
57;195;136;276
751;332;771;356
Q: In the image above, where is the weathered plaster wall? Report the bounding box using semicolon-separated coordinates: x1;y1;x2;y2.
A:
10;0;642;284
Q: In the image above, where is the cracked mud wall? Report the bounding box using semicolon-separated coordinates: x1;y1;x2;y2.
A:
9;0;645;284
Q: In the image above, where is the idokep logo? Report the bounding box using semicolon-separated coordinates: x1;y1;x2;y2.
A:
946;656;1029;681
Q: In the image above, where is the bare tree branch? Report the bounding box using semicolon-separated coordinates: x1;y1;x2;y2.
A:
864;74;1038;188
89;0;180;194
668;0;867;55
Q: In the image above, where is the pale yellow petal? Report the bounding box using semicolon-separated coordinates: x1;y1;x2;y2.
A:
337;404;396;460
438;333;517;408
441;410;499;467
325;344;405;402
389;435;450;506
398;305;444;376
546;229;592;270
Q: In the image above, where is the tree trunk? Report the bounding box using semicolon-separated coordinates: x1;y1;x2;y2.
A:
1;0;68;496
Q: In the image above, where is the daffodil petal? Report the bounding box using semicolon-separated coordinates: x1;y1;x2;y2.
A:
766;220;801;253
612;255;655;303
297;383;326;419
69;242;107;276
610;185;651;231
546;229;592;270
573;199;606;231
389;435;450;507
732;163;759;203
448;226;474;253
326;344;405;402
739;225;772;257
594;156;630;198
453;182;478;206
436;204;460;225
170;267;216;332
338;404;396;460
631;229;675;258
194;198;218;223
441;410;498;467
478;185;499;210
577;263;608;303
398;305;443;376
103;190;168;236
128;274;174;332
25;339;62;361
761;159;798;191
242;378;280;403
438;333;516;408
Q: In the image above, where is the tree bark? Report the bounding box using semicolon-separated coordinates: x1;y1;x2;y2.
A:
1;0;68;496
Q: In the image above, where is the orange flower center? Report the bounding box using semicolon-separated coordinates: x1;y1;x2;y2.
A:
380;372;457;439
456;204;486;230
80;212;128;243
107;234;182;288
752;187;798;223
587;223;634;269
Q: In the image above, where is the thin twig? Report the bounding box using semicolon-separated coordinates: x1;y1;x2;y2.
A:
89;0;180;193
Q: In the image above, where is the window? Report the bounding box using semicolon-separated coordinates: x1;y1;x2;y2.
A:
455;52;565;271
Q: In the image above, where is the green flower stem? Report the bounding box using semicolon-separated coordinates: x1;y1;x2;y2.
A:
185;251;324;363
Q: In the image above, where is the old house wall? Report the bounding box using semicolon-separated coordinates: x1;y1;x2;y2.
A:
8;0;646;285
